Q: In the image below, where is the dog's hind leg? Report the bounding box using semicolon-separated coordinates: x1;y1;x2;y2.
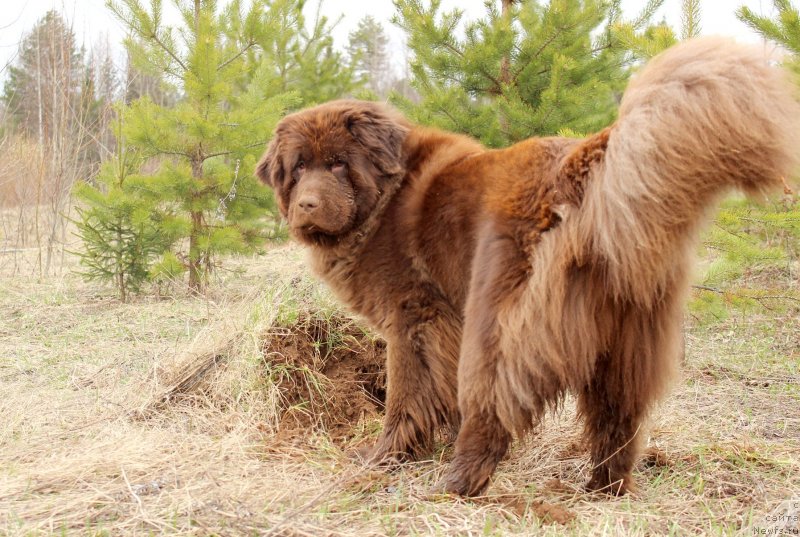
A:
578;302;681;495
440;223;559;496
437;332;513;496
578;351;645;495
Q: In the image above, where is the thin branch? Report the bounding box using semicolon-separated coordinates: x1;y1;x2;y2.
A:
437;40;504;92
692;284;721;293
147;30;188;73
203;149;234;159
512;20;582;82
692;284;800;305
142;141;190;158
217;40;256;71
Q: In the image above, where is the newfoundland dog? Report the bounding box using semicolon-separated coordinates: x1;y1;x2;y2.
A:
256;38;799;496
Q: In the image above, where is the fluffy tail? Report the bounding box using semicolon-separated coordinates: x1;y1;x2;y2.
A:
569;37;800;303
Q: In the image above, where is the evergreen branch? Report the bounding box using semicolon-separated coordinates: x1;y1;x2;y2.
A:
146;145;190;158
149;31;188;73
738;216;800;224
217;40;256;71
106;0;188;74
753;295;800;304
136;125;190;158
234;139;275;151
476;67;503;94
692;285;721;293
536;88;561;134
681;0;702;40
714;222;748;241
736;7;788;47
512;24;571;82
436;104;471;135
203;149;234;159
631;0;664;31
300;3;337;59
430;38;504;93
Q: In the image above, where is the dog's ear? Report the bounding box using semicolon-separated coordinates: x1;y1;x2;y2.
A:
345;103;409;176
255;134;283;188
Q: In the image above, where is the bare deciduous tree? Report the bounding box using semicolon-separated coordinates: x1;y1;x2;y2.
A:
0;10;116;275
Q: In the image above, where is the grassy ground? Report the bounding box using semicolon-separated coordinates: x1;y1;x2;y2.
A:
1;245;798;536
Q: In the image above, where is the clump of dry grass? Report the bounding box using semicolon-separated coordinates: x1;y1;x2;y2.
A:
1;244;798;536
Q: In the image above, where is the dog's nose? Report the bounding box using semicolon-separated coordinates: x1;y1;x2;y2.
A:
297;195;320;212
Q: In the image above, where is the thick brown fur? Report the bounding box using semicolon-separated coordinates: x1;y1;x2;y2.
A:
256;38;800;496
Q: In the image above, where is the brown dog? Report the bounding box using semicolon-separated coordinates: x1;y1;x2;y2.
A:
256;38;800;496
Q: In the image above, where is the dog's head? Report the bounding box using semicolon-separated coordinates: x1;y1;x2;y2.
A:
256;100;409;246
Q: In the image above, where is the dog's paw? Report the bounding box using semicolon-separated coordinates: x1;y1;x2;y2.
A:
585;472;635;496
436;459;493;497
349;443;407;467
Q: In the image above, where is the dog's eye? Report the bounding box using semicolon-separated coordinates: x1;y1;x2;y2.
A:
331;158;346;171
295;161;305;173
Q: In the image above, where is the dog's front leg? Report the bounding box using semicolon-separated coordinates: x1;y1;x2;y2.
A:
360;294;462;463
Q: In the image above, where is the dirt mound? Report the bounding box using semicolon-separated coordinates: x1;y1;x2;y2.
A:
262;312;386;443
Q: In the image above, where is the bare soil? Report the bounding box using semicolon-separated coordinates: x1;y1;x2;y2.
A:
262;311;387;444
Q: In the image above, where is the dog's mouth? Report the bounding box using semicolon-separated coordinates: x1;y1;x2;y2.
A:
289;215;352;244
291;216;351;237
292;225;344;247
289;200;359;245
298;223;320;234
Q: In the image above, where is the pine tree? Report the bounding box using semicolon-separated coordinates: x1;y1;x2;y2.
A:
347;15;392;98
105;0;307;291
256;0;358;105
391;0;674;147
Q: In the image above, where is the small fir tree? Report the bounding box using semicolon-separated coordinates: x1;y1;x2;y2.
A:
106;0;306;291
390;0;674;147
72;109;172;302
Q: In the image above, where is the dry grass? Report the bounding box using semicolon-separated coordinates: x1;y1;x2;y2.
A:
0;131;91;277
1;244;798;536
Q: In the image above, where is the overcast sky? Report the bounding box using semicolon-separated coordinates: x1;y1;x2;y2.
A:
0;0;776;80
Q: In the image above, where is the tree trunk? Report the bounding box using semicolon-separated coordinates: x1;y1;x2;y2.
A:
188;158;204;292
498;0;515;134
34;26;44;276
117;218;127;302
499;0;514;87
188;0;202;290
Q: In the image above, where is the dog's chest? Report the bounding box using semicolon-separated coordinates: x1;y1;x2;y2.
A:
306;249;398;330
